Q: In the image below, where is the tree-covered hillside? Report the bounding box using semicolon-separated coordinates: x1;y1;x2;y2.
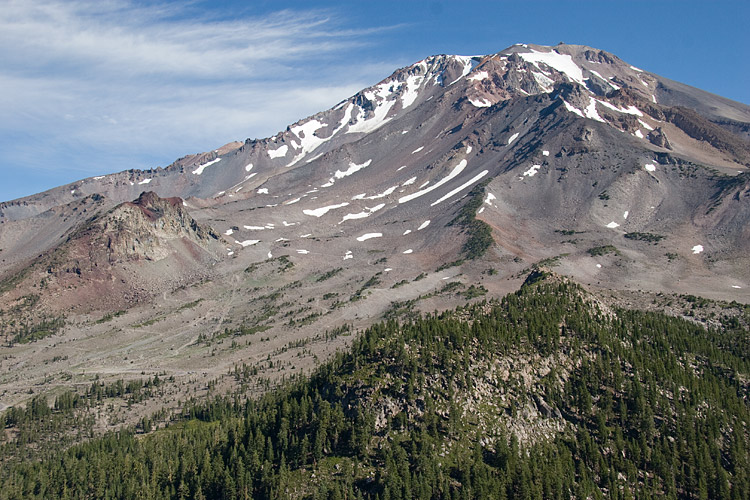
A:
1;272;748;499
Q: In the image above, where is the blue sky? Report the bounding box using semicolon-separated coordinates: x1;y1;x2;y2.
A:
1;0;748;202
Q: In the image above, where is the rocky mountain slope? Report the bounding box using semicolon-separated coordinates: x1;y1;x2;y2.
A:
0;42;748;436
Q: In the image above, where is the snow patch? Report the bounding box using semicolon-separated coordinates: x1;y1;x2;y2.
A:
224;229;234;236
584;98;606;122
634;130;644;139
346;86;396;135
468;71;489;82
469;98;492;108
403;249;413;254
303;202;350;217
542;150;549;156
362;185;398;200
531;71;554;91
417;220;430;230
245;163;254;172
286;119;341;166
412;146;424;154
139;178;152;185
623;211;629;219
431;170;488;206
596;100;643;116
243;225;265;231
692;245;704;254
335;159;372;179
356;233;383;242
257;188;269;194
401;74;424;109
268;144;288;159
399;159;467;204
589;70;619;90
637;119;654;131
519;49;584;83
193;157;221;175
403;230;411;235
606;222;620;229
562;99;585;118
507;132;520;144
236;240;260;247
522;165;541;177
402;176;417;186
448;55;477;85
340;211;370;222
297;249;309;254
343;250;353;260
644;163;656;172
485;193;496;205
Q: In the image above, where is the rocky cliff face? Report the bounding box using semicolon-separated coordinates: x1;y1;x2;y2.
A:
99;191;219;262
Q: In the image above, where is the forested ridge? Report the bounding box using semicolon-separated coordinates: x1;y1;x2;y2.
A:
1;272;748;499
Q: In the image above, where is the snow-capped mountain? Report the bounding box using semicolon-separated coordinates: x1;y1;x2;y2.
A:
4;43;748;217
0;43;748;416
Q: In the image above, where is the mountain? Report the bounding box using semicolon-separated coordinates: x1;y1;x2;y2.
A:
0;42;749;480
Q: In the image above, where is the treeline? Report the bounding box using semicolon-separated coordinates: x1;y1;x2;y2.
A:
0;277;748;499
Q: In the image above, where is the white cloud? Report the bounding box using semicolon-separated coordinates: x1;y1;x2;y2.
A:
0;1;379;79
0;0;401;199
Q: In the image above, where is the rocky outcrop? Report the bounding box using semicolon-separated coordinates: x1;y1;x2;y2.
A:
1;192;222;314
101;191;219;262
648;126;672;149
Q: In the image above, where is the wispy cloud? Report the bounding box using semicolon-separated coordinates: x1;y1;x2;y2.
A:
0;0;403;200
